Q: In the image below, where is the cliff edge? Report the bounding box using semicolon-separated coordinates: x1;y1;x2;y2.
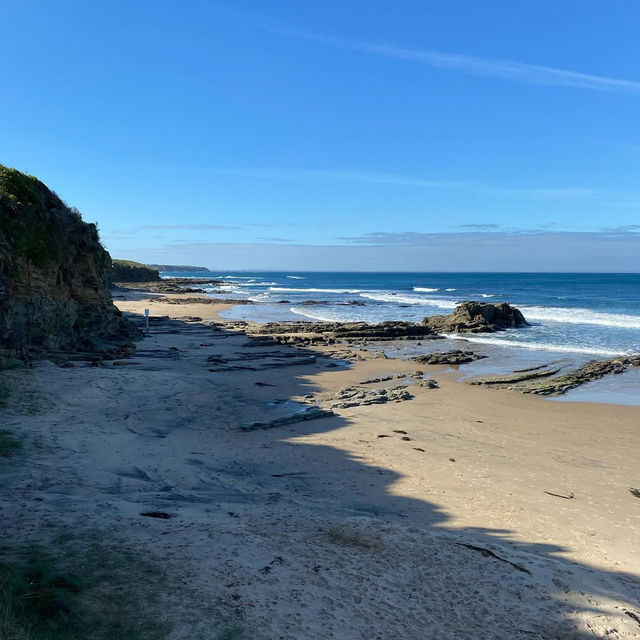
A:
0;165;138;366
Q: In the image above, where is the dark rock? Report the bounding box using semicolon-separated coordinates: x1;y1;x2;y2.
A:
468;355;640;395
252;320;440;344
422;301;529;334
413;350;488;365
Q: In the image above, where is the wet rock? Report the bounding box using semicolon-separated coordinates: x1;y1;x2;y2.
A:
422;301;529;334
418;379;439;389
241;407;334;431
468;355;640;395
413;350;488;365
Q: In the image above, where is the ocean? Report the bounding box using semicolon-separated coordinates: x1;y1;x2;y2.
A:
162;271;640;405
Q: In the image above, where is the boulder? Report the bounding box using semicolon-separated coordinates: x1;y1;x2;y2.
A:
422;301;529;334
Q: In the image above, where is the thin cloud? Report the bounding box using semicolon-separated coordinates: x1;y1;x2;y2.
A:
183;166;597;200
338;228;640;246
139;223;243;230
269;26;640;94
457;223;500;230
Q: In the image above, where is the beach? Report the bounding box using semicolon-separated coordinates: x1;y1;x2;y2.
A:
2;287;639;639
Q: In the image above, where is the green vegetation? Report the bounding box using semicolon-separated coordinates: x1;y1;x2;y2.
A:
0;164;106;270
0;551;82;640
0;535;247;640
0;430;20;457
112;259;153;269
111;259;160;282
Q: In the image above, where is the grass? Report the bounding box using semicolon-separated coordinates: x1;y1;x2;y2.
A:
0;535;251;640
0;551;82;640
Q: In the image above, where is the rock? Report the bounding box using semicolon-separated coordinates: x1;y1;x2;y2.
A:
325;385;412;409
468;355;640;395
422;301;529;334
154;296;252;306
240;407;334;431
114;278;223;294
252;320;441;344
413;350;488;365
419;379;439;389
0;165;139;365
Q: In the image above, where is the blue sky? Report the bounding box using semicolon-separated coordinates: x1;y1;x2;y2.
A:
1;0;639;270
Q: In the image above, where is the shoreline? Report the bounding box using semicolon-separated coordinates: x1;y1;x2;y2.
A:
1;287;639;637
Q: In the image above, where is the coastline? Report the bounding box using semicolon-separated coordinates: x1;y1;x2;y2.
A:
2;286;639;637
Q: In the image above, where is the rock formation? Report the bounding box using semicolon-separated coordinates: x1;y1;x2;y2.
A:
422;301;529;334
413;350;487;365
467;355;640;395
111;259;160;282
0;165;138;366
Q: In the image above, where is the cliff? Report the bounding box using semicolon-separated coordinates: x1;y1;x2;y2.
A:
0;165;138;366
149;264;211;273
112;259;160;282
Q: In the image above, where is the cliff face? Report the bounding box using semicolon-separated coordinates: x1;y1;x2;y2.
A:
0;165;138;365
111;259;160;282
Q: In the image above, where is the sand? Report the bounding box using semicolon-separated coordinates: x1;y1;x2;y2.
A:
1;291;639;639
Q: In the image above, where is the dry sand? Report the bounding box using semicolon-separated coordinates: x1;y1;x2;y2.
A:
1;291;639;639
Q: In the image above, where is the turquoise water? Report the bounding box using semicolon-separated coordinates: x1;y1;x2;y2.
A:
162;271;640;404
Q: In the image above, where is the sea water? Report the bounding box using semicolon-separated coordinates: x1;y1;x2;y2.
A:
161;271;640;405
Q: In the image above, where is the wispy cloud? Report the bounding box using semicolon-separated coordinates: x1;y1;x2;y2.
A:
456;223;500;230
183;166;597;200
337;228;640;246
138;223;243;230
268;26;640;94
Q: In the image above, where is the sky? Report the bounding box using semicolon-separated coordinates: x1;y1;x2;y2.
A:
1;0;639;271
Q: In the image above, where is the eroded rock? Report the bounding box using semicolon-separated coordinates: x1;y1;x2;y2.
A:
422;301;529;334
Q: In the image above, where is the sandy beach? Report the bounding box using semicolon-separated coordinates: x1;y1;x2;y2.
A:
2;290;639;639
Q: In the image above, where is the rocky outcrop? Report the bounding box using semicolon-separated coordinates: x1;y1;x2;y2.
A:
422;301;529;334
252;321;441;345
0;165;138;365
114;278;223;294
111;260;160;282
413;350;487;365
467;355;640;395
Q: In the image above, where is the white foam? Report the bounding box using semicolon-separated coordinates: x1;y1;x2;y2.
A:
360;292;457;309
286;275;306;279
522;306;640;329
290;307;348;322
413;287;440;292
475;293;495;298
445;288;457;291
270;287;363;293
442;333;628;357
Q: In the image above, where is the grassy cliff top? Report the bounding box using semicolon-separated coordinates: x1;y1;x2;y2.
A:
112;259;154;269
0;164;105;269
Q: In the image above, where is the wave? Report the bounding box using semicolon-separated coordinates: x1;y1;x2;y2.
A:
413;287;439;292
290;307;348;323
360;292;457;309
521;306;640;329
442;333;628;357
445;288;456;291
286;275;306;279
269;287;363;293
475;293;495;298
